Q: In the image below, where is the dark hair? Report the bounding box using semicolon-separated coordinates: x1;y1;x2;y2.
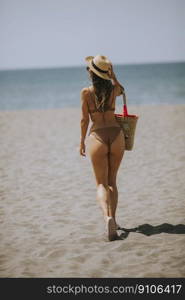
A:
87;67;113;112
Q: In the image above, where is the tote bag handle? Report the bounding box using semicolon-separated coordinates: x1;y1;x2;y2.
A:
119;85;128;116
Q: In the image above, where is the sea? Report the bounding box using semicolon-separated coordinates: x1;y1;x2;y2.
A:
0;62;185;111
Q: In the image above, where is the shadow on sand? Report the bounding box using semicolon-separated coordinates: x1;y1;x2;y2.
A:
117;223;185;240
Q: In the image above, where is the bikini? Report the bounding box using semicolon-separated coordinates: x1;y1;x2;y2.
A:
87;87;122;151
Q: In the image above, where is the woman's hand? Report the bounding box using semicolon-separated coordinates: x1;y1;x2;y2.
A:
108;64;116;80
79;141;86;156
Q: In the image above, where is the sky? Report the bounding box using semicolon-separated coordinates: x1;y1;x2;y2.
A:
0;0;185;70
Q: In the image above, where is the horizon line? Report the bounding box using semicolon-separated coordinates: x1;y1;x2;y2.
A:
0;59;185;72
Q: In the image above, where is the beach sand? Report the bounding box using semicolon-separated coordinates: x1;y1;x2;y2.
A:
0;104;185;278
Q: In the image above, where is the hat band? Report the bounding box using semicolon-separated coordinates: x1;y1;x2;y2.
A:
92;60;108;74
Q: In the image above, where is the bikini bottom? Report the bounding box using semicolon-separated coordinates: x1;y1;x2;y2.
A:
90;126;122;149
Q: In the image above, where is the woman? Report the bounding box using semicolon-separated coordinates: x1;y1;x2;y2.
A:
79;55;125;241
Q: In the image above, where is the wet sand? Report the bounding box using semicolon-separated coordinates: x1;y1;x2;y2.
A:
0;104;185;277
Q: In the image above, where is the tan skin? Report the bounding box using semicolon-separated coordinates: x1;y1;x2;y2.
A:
79;65;125;229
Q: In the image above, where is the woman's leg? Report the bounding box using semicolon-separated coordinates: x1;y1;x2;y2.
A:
108;184;118;220
108;130;125;226
87;134;111;219
96;183;111;218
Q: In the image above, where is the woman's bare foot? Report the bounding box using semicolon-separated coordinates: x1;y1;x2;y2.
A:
106;217;118;241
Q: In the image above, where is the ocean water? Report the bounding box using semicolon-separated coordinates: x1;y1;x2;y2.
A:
0;62;185;111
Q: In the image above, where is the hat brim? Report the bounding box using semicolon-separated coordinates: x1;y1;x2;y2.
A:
85;56;111;80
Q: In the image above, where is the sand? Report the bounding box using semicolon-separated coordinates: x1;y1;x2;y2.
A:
0;104;185;278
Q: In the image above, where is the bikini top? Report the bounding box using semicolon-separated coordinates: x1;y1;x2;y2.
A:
87;86;115;114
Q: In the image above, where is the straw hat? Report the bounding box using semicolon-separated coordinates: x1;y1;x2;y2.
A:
85;55;112;80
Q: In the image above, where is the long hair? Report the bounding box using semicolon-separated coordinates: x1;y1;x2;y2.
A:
88;69;113;112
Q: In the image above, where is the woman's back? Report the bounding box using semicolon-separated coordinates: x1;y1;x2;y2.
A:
87;85;120;134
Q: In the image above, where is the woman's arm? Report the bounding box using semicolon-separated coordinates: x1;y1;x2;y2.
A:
80;88;90;156
108;65;124;96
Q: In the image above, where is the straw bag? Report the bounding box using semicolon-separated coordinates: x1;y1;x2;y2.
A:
115;88;139;151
